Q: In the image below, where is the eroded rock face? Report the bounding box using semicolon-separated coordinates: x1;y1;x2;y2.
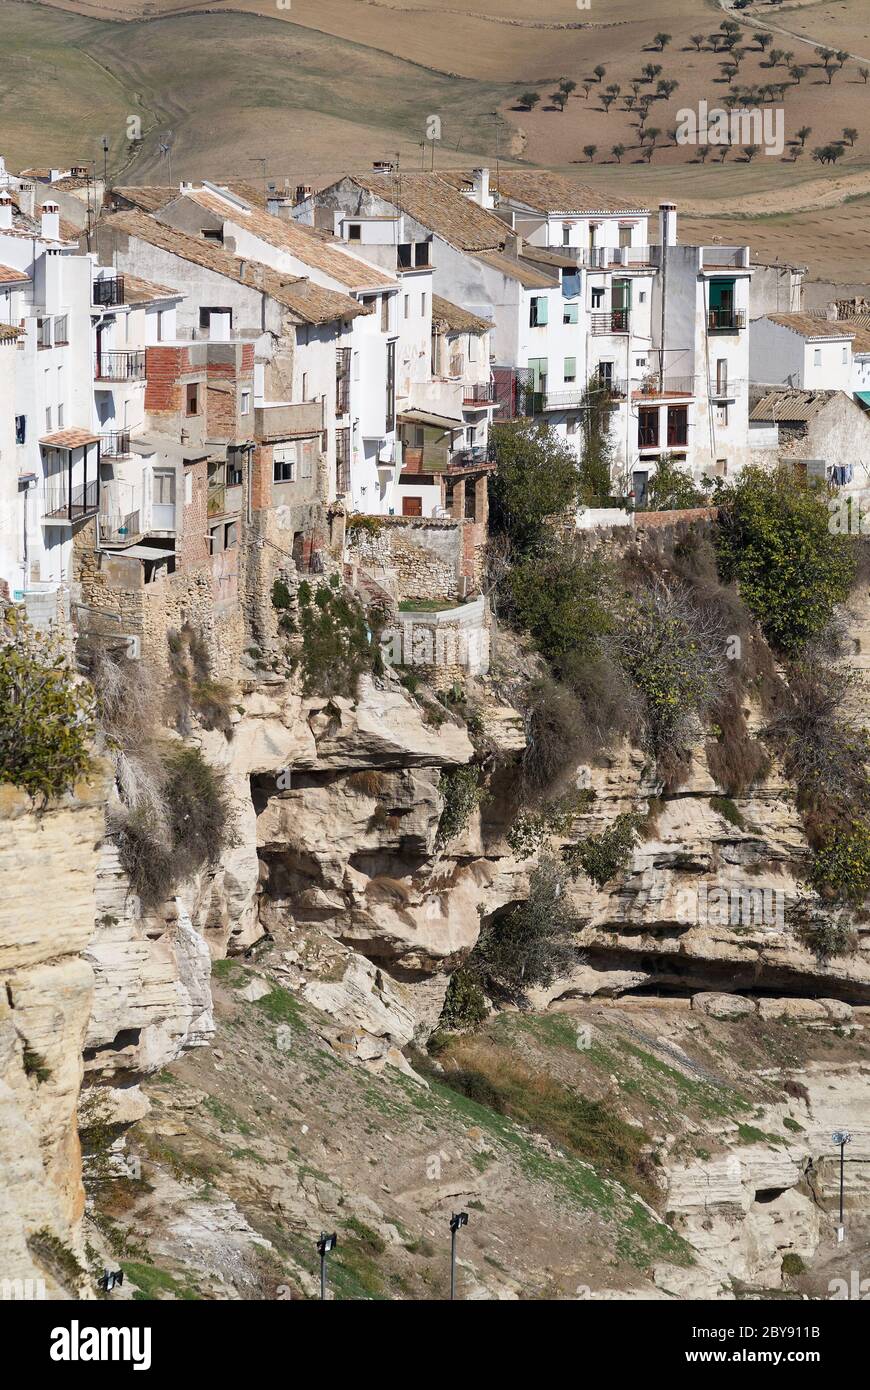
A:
0;775;109;1291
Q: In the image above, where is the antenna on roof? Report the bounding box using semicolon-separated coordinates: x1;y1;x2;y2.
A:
157;130;175;187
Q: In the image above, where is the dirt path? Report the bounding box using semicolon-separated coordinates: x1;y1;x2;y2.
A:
718;0;870;68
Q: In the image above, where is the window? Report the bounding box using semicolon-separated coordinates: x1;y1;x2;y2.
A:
273;445;297;483
667;405;688;447
619;225;632;248
564;356;576;384
54;315;68;345
814;348;822;367
716;358;728;394
404;294;410;319
528;358;548;394
638;291;647;304
638;407;659;449
843;346;849;365
57;402;64;428
200;307;231;339
15;415;25;445
635;356;647;369
348;224;361;240
386;340;396;430
352;351;360;381
468;335;478;362
156;310;165;342
185;382;200;415
421;292;427;318
591;287;605;309
227;452;244;487
567;416;578;435
240;389;251;415
202;229;224;243
530;296;548;327
381;296;390;333
301;373;309;401
589;223;601;248
153;469;176;506
716;402;729;427
38;318;51;349
45;405;52;431
562;223;571;246
563;302;578;325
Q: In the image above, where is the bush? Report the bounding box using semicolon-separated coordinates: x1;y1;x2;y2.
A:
297;580;379;697
791;899;859;964
710;795;746;830
519;676;588;793
471;858;576;1003
644;454;708;511
440;968;488;1031
564;813;641;888
781;1252;805;1279
706;691;770;796
0;607;93;804
611;581;725;760
509;538;613;670
715;466;855;655
166;624;234;736
489;421;580;553
807;820;870;908
577;381;614;503
436;765;485;847
113;744;233;907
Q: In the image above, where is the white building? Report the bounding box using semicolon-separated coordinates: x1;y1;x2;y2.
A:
750;313;855;393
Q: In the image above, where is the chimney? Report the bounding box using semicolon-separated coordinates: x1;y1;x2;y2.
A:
0;192;12;230
41;200;60;240
472;167;491;208
293;183;312;206
659;201;677;248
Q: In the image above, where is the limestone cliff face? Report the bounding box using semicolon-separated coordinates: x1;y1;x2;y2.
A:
0;774;109;1294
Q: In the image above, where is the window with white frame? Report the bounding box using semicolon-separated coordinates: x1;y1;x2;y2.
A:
240;389;251;415
273;444;297;483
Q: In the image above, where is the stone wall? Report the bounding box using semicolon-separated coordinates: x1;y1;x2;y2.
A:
346;516;477;602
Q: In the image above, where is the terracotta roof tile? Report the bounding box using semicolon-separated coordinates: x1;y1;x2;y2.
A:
473;249;557;289
765;313;855;340
99;210;368;325
122;273;183;305
431;294;491;335
750;389;837;423
348;172;507;252
0;263;30;283
180;187;396;291
440;168;647;215
40;428;100;448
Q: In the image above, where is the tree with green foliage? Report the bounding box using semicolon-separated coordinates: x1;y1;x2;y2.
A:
0;607;93;805
489;421;580;553
564;813;640;887
807;820;870;908
436;765;485;846
519;91;540;110
578;380;615;503
471;858;576;1004
714;466;855;655
644;454;706;511
295;576;381;696
508;538;613;670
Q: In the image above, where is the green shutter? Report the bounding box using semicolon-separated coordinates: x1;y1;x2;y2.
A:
564;357;576;382
537;296;548;325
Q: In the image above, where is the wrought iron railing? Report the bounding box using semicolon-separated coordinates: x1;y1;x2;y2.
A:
43;479;100;521
94;350;146;381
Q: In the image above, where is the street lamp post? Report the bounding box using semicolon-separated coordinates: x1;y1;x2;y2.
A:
98;1268;124;1293
317;1232;337;1300
832;1130;852;1242
449;1211;468;1301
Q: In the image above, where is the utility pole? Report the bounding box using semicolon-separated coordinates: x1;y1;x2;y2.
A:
449;1211;468;1300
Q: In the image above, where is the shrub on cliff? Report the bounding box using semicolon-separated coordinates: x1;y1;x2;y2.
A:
166;622;234;736
564;812;641;888
436;765;485;847
489;421;580;553
296;576;381;697
806;819;870;909
715;466;855;655
508;538;613;670
471;858;577;1004
0;607;93;805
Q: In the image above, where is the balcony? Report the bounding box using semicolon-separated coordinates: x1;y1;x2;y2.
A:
590;376;628;401
633;377;695;399
255;399;323;442
708;308;746;333
207;481;243;518
463;381;495;406
544;388;586;410
100;509;141;546
100;429;132;458
591;309;630;335
42;479;100;523
336;347;351;415
95;350;146;382
401;444;450;475
93;276;125;308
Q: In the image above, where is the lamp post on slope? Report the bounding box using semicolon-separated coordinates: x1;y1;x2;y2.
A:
317;1231;337;1300
449;1211;468;1301
832;1130;852;1243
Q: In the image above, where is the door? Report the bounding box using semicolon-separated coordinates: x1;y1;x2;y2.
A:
612;279;631;332
632;470;648;506
402;496;423;517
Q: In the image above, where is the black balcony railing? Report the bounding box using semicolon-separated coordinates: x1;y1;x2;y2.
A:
93;276;125;308
100;509;141;545
336;348;351;415
463;381;495;405
100;429;132;458
336;427;351;494
94;350;146;382
43;479;100;522
708;308;746;332
591;309;630;335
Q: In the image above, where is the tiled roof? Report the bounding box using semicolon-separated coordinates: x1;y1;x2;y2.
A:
180;187;396;291
40;428;100;448
431;294;491;335
348;172;506;252
519;245;579;269
765;313;855;340
122;273;183;305
441;168;647;215
473;249;557;289
99;210;369;325
841;322;870;354
0;263;29;283
110;186;178;213
750;389;837;423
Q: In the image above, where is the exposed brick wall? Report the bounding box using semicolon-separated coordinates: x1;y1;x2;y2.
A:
178;459;209;573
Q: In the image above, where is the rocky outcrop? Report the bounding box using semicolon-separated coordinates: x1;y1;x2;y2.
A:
0;773;109;1293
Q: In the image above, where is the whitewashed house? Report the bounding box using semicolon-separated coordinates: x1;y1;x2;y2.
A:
750;313;855;393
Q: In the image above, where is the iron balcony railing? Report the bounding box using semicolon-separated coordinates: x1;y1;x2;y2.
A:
591;309;630;335
336;348;351;414
634;377;695;398
100;509;141;545
463;381;495;405
43;479;100;522
590;376;629;400
94;350;146;382
99;429;132;458
708;308;746;332
93;276;125;308
336;427;351;494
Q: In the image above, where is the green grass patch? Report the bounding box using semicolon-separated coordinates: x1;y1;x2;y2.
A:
122;1261;200;1301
